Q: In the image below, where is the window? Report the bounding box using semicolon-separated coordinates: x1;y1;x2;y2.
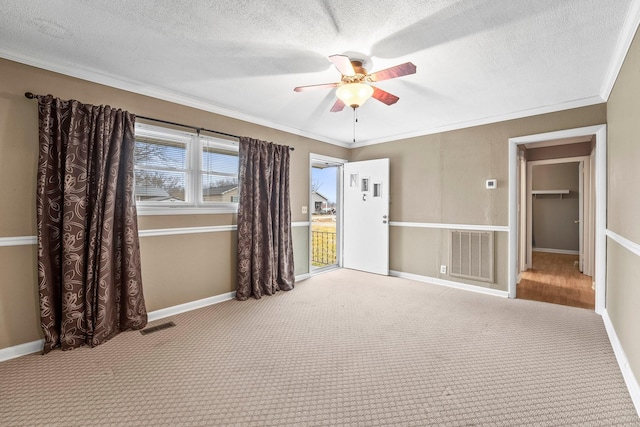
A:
361;177;369;192
373;182;382;198
134;123;239;213
201;139;240;204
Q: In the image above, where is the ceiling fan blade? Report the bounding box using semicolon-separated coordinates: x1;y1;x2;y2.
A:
329;54;356;76
371;86;400;105
294;82;338;92
368;62;417;82
330;99;346;112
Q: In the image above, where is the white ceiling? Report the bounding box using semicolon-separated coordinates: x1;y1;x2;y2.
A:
1;1;638;147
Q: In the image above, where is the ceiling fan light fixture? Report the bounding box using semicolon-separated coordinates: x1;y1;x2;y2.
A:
336;83;374;109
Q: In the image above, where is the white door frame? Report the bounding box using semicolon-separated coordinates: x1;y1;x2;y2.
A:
309;153;347;274
585;149;596;277
518;152;528;275
578;160;584;271
508;124;607;314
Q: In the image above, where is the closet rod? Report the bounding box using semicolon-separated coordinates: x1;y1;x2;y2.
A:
24;92;294;151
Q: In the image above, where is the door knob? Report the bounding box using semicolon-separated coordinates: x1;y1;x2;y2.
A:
574;220;580;224
382;215;388;219
382;220;387;224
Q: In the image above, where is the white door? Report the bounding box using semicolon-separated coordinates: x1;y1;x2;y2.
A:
343;158;389;275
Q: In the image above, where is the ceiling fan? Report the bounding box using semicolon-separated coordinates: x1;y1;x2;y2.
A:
294;54;417;112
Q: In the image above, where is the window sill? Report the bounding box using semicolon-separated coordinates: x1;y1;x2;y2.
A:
136;205;238;216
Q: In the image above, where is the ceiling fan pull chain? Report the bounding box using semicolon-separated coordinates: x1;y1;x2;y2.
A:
353;108;357;143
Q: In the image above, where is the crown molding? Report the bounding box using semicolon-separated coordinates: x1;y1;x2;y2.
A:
0;48;350;148
600;0;640;100
2;47;610;150
350;95;605;148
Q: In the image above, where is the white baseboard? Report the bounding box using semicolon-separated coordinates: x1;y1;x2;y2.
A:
602;309;640;417
0;339;44;363
390;270;509;298
0;235;37;247
0;291;237;363
532;248;580;255
147;291;236;322
295;273;311;282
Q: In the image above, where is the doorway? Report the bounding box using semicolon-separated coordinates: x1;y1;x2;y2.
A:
509;125;607;314
308;155;391;276
343;158;390;275
518;158;594;309
310;155;344;273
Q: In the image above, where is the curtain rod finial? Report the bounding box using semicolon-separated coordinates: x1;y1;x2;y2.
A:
24;92;35;99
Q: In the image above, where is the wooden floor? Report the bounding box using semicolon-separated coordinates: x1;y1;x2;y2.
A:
517;251;595;310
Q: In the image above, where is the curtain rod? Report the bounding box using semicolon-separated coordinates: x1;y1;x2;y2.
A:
24;92;294;151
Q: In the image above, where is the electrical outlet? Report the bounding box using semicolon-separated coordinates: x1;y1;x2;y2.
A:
301;206;307;214
440;265;447;274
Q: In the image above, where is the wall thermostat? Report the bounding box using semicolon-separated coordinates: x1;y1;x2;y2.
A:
486;179;497;189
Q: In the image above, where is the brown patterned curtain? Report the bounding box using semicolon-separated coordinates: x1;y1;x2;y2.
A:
36;95;147;353
236;137;295;300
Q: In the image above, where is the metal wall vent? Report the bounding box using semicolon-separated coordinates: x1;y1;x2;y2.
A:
450;230;494;283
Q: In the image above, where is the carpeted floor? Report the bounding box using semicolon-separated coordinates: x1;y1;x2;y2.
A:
1;269;638;426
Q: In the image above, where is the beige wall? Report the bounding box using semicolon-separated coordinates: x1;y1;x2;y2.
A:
0;58;347;350
0;246;40;347
140;232;237;311
606;26;640;390
292;226;310;277
0;51;628;380
526;141;592;161
531;162;580;251
350;105;606;291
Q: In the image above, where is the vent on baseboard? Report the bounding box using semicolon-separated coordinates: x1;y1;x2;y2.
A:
449;230;494;283
140;321;176;335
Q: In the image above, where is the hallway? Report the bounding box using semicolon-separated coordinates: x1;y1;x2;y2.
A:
518;251;595;309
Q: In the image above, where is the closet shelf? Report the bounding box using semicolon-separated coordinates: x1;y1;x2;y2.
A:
532;190;570;199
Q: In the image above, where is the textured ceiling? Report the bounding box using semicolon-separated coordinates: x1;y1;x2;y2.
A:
1;1;637;146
